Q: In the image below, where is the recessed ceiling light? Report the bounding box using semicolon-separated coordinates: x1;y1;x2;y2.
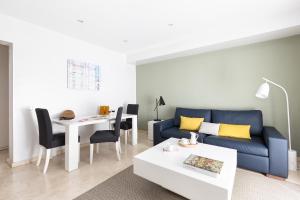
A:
77;19;85;23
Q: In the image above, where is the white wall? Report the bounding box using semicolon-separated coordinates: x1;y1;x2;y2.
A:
0;13;136;164
0;44;9;149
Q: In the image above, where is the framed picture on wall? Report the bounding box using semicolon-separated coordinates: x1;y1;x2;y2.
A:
67;59;101;91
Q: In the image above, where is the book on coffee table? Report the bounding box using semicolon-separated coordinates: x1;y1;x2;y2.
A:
183;154;223;178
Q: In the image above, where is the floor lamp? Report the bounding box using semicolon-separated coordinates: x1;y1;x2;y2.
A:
256;77;297;171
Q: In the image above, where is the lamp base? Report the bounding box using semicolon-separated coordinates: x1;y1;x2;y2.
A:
288;149;297;171
153;119;162;121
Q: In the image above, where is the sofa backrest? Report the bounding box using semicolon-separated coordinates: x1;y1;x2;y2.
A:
212;110;263;136
174;107;211;126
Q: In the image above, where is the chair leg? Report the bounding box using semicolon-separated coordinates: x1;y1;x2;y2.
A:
125;130;128;145
118;138;122;154
90;144;94;165
119;141;122;154
96;143;100;154
36;146;43;166
43;149;51;174
115;142;121;161
78;143;81;162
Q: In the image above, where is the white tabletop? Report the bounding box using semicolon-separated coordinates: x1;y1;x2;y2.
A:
53;113;136;127
134;138;237;189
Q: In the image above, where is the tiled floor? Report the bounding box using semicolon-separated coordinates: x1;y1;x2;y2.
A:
0;130;299;200
0;130;152;200
288;158;300;185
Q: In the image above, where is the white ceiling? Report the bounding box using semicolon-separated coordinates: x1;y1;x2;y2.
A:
0;0;300;62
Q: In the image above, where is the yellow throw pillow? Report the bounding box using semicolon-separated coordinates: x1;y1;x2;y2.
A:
219;123;251;139
179;116;204;131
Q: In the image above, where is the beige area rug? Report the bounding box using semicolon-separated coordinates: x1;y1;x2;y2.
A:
75;166;300;200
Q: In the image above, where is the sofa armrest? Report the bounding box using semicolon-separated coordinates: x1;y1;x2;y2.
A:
263;126;288;178
154;119;174;132
153;119;174;145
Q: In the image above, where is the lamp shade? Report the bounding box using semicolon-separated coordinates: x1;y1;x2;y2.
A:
158;96;165;106
256;82;270;99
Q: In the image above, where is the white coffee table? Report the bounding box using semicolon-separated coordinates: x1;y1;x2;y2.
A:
133;138;237;200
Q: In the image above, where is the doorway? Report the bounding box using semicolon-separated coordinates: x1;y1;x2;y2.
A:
0;44;9;151
0;41;12;165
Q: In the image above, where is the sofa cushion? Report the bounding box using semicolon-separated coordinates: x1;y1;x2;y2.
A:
179;116;204;131
174;107;211;126
204;135;268;157
161;127;205;142
219;124;251;139
212;110;263;136
199;122;220;135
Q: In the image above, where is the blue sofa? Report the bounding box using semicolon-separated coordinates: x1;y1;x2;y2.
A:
153;107;288;178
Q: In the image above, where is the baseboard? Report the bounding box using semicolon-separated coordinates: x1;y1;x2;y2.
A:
8;143;90;168
8;158;33;168
0;146;8;151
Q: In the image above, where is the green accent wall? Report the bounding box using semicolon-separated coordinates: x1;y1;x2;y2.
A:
137;35;300;153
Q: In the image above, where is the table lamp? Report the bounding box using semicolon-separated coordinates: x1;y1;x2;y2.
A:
154;96;165;121
256;77;297;171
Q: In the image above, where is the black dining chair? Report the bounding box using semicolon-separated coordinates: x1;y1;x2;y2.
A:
35;108;80;174
120;104;139;145
89;107;123;164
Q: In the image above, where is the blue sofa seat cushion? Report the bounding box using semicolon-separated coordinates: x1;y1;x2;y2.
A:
212;110;263;136
204;135;268;157
161;127;205;142
174;107;211;126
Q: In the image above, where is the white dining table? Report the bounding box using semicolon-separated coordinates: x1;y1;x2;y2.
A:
53;113;138;172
